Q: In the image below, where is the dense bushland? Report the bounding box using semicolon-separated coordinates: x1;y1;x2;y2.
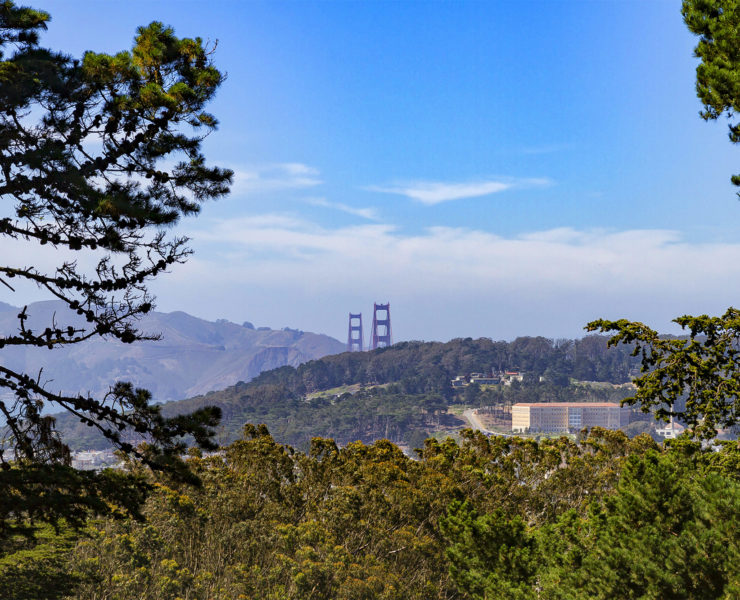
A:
4;427;737;599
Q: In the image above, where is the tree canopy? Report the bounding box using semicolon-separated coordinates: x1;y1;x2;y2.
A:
585;1;740;439
443;444;740;599
3;427;735;599
683;0;740;190
0;1;230;532
588;311;740;439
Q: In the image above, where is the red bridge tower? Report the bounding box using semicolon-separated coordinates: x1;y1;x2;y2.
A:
371;302;392;350
347;313;364;352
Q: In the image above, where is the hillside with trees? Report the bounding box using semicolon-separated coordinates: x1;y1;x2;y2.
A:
53;334;643;452
165;334;641;447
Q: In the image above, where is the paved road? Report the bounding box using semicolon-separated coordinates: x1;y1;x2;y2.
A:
462;408;514;438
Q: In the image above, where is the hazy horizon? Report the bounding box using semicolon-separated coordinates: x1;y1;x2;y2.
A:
4;1;740;343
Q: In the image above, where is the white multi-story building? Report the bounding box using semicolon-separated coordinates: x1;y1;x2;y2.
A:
512;402;629;433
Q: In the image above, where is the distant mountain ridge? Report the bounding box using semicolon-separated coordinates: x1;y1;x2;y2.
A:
0;300;344;402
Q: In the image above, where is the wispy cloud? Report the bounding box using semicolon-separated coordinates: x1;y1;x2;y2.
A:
14;211;735;342
306;197;379;220
167;215;740;342
229;163;322;196
367;177;550;205
185;217;733;293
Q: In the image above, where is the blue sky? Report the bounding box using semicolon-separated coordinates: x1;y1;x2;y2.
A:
13;0;740;342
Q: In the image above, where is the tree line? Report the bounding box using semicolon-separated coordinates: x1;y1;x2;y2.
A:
249;335;642;396
2;427;737;599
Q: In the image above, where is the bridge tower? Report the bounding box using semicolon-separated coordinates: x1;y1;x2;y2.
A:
347;313;364;352
370;302;392;350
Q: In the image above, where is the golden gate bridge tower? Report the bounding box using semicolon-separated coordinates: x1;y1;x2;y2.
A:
370;302;392;350
346;313;364;352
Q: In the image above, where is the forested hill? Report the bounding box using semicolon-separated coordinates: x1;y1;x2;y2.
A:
57;334;642;451
148;335;639;448
240;334;639;395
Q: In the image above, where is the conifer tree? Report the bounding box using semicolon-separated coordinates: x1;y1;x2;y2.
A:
0;1;231;531
588;0;740;439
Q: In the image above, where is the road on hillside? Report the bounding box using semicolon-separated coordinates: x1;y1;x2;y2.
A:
462;408;514;438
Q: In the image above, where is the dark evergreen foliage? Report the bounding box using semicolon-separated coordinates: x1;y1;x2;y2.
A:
589;311;740;438
443;444;740;599
249;335;638;395
585;1;740;440
4;428;735;599
0;1;229;534
683;0;740;190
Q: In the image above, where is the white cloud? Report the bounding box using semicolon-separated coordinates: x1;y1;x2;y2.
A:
229;163;322;196
306;197;379;220
8;213;738;343
156;216;740;342
367;177;550;205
